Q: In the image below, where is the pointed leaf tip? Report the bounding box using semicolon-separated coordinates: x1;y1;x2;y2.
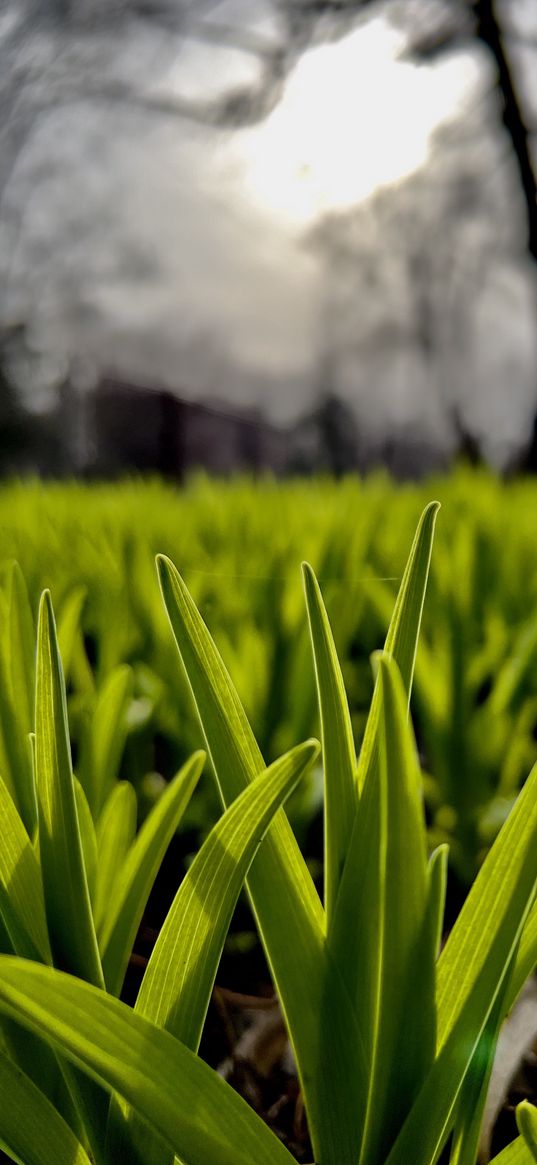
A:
517;1101;537;1160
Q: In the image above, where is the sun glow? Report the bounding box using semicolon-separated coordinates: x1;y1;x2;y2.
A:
238;17;479;224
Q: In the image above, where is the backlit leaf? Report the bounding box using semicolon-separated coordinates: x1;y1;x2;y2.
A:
100;752;204;996
0;959;296;1165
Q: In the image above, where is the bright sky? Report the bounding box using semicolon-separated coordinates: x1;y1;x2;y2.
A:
235;16;482;225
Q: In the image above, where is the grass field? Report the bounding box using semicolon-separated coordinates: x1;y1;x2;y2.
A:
1;471;537;1164
0;468;536;882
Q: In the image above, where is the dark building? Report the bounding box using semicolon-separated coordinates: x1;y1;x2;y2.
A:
91;376;289;478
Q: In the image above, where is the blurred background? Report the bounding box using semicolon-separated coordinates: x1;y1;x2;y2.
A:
1;0;536;480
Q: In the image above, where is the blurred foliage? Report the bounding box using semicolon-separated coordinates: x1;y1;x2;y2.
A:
0;469;536;886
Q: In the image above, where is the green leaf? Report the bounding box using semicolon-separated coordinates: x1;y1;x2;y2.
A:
113;739;319;1165
329;503;439;1020
386;761;537;1165
0;564;37;833
302;562;357;923
157;554;365;1165
449;983;506;1165
0;1012;80;1141
0;772;51;963
156;556;323;927
6;563;35;742
100;752;204;996
518;1102;537;1160
491;1137;535;1164
427;844;449;960
74;778;98;907
80;665;133;817
35;591;103;987
331;661;386;1159
356;501;440;794
0;1046;92;1165
138;738;318;1046
357;655;435;1165
57;585;87;682
505;899;537;1012
94;781;137;937
0;959;297;1165
436;763;537;1048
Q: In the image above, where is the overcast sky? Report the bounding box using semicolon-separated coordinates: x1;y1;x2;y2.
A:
1;0;536;464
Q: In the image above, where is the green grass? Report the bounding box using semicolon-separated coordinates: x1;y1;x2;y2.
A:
1;498;537;1164
0;470;536;878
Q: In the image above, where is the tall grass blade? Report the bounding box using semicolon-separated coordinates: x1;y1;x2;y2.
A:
449;986;506;1165
356;500;439;794
113;739;318;1165
57;585;87;682
427;844;448;959
386;762;537;1165
94;781;137;936
157;554;364;1165
0;564;38;832
436;763;537;1047
137;739;318;1045
80;664;133;817
35;591;103;987
100;752;204;996
74;778;98;907
504;901;537;1012
0;773;51;962
302;562;357;922
6;563;35;741
358;655;435;1165
330;504;439;1023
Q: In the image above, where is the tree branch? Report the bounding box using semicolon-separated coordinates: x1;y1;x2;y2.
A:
471;0;537;260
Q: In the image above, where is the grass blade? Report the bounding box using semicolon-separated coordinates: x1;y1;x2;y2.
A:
113;739;318;1165
80;665;133;817
357;655;435;1165
0;1046;92;1165
100;752;204;996
137;739;318;1045
386;762;537;1165
437;763;537;1048
0;564;38;834
504;901;537;1012
330;503;439;1010
0;958;297;1165
356;501;439;794
35;591;103;987
427;844;449;959
0;773;51;963
94;781;137;937
157;554;365;1165
333;671;386;1159
74;777;98;907
449;985;506;1165
157;555;323;928
57;585;87;682
302;562;357;922
6;563;35;740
